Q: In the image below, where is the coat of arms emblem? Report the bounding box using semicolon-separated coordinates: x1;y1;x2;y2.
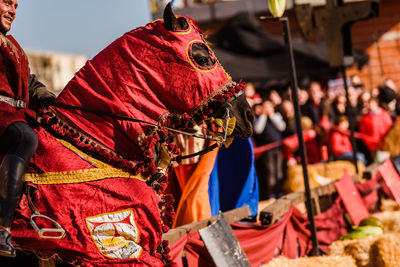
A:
86;209;142;259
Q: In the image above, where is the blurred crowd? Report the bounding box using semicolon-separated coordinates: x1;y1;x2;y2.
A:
247;75;400;200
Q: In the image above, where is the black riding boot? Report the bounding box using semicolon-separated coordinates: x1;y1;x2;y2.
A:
0;155;26;258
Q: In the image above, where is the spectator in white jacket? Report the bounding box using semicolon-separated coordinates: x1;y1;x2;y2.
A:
253;100;286;200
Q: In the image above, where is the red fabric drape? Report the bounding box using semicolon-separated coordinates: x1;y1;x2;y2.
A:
167;171;388;267
52;18;231;163
167;169;387;267
169;198;346;266
13;128;165;266
168;235;187;267
12;15;246;266
168;232;215;267
234;199;346;265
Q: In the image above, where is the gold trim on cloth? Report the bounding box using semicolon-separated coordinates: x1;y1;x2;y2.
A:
24;139;145;185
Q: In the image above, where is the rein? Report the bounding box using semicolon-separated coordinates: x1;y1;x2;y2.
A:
49;90;243;160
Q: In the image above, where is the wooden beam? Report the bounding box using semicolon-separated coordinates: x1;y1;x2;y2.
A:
259;182;338;225
162;206;251;244
259;191;304;225
310;182;337;199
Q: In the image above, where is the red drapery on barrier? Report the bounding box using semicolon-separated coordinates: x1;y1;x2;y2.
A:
253;119;385;161
168;167;391;266
168;198;346;266
168;232;215;267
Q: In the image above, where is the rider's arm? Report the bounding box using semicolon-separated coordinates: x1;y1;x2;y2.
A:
28;73;56;111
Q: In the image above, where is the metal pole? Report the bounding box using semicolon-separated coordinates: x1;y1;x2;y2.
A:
280;16;320;256
341;67;359;174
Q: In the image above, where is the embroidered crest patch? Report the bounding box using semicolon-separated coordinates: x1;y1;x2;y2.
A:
86;209;142;259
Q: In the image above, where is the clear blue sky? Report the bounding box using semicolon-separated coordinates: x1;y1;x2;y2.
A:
10;0;152;58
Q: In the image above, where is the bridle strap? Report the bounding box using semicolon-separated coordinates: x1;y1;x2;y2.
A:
49;90;243;160
50;102;224;142
181;143;219;160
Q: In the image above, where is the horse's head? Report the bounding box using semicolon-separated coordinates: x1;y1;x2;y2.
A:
161;4;253;138
46;3;252;178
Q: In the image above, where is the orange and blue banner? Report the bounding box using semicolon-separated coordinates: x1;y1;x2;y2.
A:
173;137;259;227
209;137;259;218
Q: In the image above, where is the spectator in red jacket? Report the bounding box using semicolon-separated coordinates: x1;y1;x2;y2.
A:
331;116;366;164
244;82;261;108
359;97;393;161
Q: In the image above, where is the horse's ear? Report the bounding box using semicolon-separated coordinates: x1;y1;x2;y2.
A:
163;3;179;31
163;3;188;31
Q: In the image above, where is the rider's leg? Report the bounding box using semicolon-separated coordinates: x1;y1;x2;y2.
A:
0;122;38;257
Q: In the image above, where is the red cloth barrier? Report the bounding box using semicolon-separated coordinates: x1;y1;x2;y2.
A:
167;169;389;266
234;198;346;265
253;140;283;160
168;198;346;266
253;121;383;160
168;232;215;267
168;235;187;267
253;130;315;161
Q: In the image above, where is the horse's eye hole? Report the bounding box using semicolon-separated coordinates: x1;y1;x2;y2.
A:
198;57;208;64
178;17;189;31
190;42;216;69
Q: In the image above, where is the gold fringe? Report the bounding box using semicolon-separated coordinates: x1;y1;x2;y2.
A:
56;138;110;168
24;139;144;185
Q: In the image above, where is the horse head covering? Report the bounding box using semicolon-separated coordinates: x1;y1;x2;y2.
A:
43;16;244;180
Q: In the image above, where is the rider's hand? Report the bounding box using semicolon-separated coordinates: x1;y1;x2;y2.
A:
40;95;56;108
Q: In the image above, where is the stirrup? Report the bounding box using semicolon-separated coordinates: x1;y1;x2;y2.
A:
30;213;66;239
27;186;66;239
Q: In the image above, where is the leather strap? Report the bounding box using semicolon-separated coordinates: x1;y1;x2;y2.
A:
0;95;26;108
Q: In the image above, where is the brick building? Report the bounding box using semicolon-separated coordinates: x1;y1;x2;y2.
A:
152;0;400;90
348;0;400;90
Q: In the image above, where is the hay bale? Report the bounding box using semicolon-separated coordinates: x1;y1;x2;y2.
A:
374;211;400;233
284;161;365;193
329;233;400;267
262;255;357;267
380;199;400;212
329;236;378;267
370;234;400;267
284;165;319;193
329;239;355;256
